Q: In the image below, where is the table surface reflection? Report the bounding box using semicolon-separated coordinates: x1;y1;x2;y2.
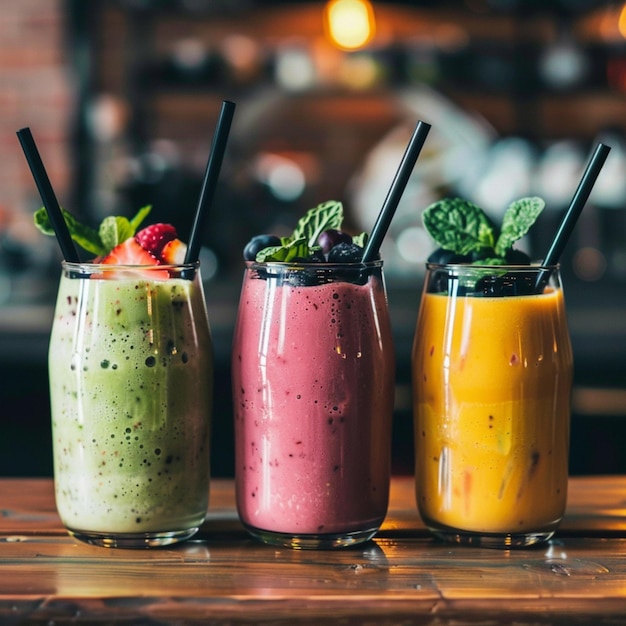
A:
1;475;626;624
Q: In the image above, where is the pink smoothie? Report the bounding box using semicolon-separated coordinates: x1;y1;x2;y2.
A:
232;264;395;536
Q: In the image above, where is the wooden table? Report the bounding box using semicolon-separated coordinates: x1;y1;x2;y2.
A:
2;476;626;624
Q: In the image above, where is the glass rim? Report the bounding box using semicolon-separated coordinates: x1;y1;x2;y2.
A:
426;261;560;272
245;259;384;271
61;260;200;272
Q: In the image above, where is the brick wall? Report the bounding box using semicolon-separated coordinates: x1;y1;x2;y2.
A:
0;0;72;243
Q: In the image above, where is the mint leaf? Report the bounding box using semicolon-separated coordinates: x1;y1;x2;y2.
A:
352;232;368;248
97;205;152;254
253;200;345;261
249;200;368;262
292;200;343;247
423;198;496;256
256;238;310;262
494;197;545;257
34;204;153;257
129;205;152;232
34;206;106;256
99;216;135;252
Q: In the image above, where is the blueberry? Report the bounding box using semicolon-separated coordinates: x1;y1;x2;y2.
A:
475;272;538;297
286;270;320;287
327;242;364;263
280;265;323;287
505;248;531;265
243;234;281;261
309;249;326;263
468;249;492;263
317;229;352;255
475;274;503;296
427;273;468;295
427;248;470;264
508;272;539;295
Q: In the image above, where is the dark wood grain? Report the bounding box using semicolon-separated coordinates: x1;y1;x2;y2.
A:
1;476;626;624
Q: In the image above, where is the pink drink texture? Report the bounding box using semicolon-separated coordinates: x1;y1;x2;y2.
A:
233;266;395;536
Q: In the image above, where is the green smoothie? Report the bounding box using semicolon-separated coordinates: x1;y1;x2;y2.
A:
49;264;212;546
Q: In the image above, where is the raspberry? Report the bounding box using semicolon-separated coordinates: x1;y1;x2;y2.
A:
135;223;177;257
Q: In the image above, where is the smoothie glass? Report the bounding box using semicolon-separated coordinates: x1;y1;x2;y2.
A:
232;260;395;549
412;263;573;548
49;261;213;548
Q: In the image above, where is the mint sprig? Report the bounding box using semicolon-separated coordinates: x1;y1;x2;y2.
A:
257;238;310;263
34;205;152;258
34;206;104;256
422;196;545;262
422;198;495;256
292;200;344;247
494;197;544;256
256;200;365;262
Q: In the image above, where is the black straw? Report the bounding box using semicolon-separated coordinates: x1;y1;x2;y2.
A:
535;142;611;291
362;120;431;263
16;127;80;262
184;100;236;265
542;142;611;267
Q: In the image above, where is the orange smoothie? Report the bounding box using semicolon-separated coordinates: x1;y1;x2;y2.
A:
413;282;573;540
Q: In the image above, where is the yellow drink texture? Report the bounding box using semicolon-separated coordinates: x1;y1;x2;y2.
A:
413;287;573;535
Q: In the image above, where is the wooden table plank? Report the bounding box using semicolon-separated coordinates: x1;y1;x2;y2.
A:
1;535;626;623
1;477;626;624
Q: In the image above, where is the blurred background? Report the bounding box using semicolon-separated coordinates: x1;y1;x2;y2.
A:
1;0;625;477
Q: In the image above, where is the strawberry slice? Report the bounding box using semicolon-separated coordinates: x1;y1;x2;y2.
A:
160;238;188;265
135;223;177;258
97;239;169;280
102;238;160;265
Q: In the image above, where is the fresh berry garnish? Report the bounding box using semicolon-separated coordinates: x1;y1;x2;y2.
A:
505;248;531;265
327;242;364;263
135;223;177;258
309;249;326;262
475;272;537;297
161;238;188;264
317;229;352;255
427;247;470;264
286;267;320;287
243;234;281;261
98;239;169;279
102;238;159;265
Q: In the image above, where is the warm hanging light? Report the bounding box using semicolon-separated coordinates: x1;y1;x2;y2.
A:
619;2;626;38
324;0;376;51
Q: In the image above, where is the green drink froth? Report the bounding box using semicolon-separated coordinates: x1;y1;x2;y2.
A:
50;270;212;537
